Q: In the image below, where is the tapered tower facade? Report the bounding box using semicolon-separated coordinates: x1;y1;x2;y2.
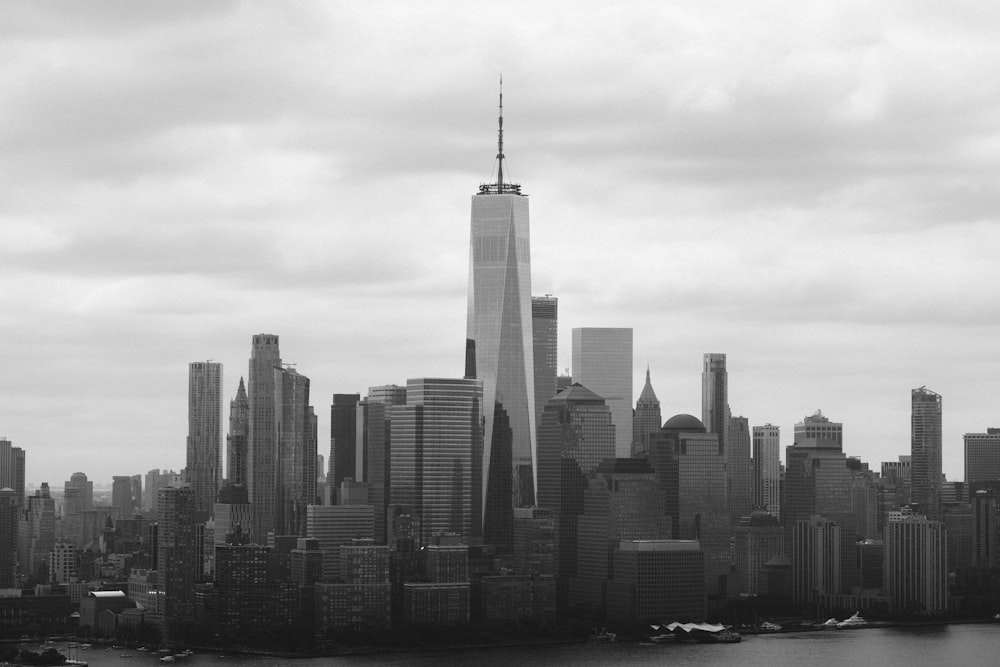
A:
466;83;536;548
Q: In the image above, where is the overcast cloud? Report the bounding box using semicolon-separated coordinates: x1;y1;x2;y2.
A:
3;1;999;485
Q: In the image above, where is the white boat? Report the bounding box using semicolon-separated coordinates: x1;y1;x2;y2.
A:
837;611;868;629
816;617;840;629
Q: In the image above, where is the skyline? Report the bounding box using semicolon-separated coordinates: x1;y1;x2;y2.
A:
3;2;1000;484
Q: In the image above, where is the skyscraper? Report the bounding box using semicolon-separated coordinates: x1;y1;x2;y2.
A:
157;485;197;639
532;295;558;445
911;387;942;519
248;334;281;541
536;383;616;609
964;429;1000;490
884;507;948;614
752;424;781;518
274;366;316;536
701;353;729;454
187;361;223;514
631;367;661;457
330;393;362;494
388;378;483;545
727;416;753;523
226;378;249;487
0;438;25;505
365;384;407;543
0;488;17;587
465;86;537;537
571;327;633;457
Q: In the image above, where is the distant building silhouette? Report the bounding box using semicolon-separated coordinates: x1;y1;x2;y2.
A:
364;384;407;543
187;361;223;514
572;327;633;457
728;416;753;524
0;487;18;586
911;387;942;519
884;506;947;614
157;485;197;639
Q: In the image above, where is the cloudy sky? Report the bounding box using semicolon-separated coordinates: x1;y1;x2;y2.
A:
3;1;998;487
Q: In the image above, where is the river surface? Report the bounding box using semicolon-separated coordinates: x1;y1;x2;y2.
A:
30;623;1000;666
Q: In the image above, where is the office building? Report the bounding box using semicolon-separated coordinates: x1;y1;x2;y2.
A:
783;415;856;593
728;416;752;523
226;378;249;487
187;361;223;514
572;327;633;457
465;88;538;541
631;367;662;457
329;393;361;495
365;384;407;543
536;384;616;607
571;458;669;612
965;429;1000;489
306;504;375;581
605;540;705;623
972;490;999;568
19;483;55;577
248;333;281;541
791;515;841;605
111;475;135;516
532;295;558;443
734;511;784;596
884;507;947;614
911;387;942;519
0;439;25;504
794;410;843;447
701;353;729;457
275;366;317;536
752;424;781;518
388;378;483;545
650;415;729;593
0;487;18;586
157;485;197;639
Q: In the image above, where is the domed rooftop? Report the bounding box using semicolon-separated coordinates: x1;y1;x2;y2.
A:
662;413;706;432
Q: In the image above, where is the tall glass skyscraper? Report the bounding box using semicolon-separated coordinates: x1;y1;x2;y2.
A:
248;334;281;541
571;327;633;457
466;85;536;546
187;360;223;514
911;386;943;519
701;353;729;455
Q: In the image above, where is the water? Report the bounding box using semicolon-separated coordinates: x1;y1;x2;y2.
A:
30;623;1000;666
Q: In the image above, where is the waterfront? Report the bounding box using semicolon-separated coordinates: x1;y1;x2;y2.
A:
25;623;1000;667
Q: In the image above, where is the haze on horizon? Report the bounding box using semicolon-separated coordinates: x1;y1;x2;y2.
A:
3;1;999;486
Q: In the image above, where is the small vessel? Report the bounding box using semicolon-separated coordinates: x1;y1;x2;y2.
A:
589;627;618;642
704;629;742;643
816;617;840;629
759;621;782;632
161;657;176;663
837;611;868;629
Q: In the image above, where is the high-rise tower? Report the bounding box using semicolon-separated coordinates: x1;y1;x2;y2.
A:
274;366;316;536
911;387;943;519
632;367;661;457
187;361;223;514
466;82;537;545
227;378;250;487
701;353;729;454
532;295;558;447
248;334;281;541
572;328;633;457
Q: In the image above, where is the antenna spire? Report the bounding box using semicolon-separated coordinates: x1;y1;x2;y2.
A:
497;75;504;193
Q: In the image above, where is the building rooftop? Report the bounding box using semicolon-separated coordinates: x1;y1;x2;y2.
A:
662;413;706;432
